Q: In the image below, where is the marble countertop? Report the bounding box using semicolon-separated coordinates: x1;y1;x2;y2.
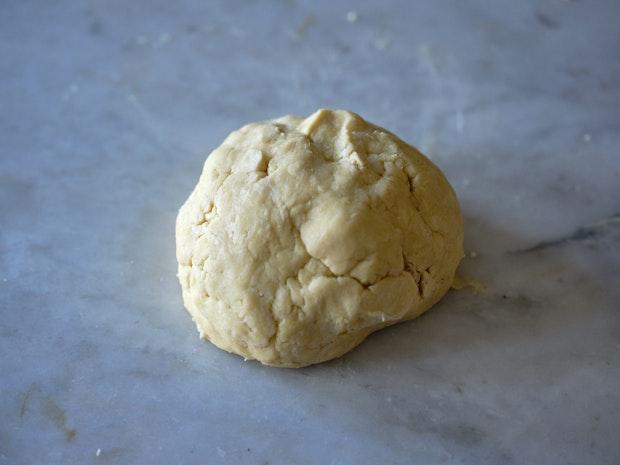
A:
1;0;619;464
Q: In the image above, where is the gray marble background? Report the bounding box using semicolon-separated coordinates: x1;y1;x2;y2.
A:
1;0;619;464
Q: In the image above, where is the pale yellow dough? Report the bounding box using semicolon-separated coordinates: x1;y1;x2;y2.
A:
176;109;463;367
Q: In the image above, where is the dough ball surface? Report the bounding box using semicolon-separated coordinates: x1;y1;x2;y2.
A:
176;109;463;367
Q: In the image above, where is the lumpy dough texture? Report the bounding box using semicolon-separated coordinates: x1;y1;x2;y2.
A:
176;109;463;367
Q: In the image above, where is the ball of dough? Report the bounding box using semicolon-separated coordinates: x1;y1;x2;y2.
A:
176;109;463;368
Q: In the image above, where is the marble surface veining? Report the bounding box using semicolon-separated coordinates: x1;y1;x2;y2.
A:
1;0;619;464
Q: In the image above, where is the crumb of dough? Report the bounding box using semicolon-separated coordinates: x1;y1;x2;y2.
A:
452;274;486;293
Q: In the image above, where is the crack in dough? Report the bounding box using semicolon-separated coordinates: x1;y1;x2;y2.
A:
176;109;463;367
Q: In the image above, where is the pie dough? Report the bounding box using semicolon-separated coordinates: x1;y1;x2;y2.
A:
176;109;463;367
